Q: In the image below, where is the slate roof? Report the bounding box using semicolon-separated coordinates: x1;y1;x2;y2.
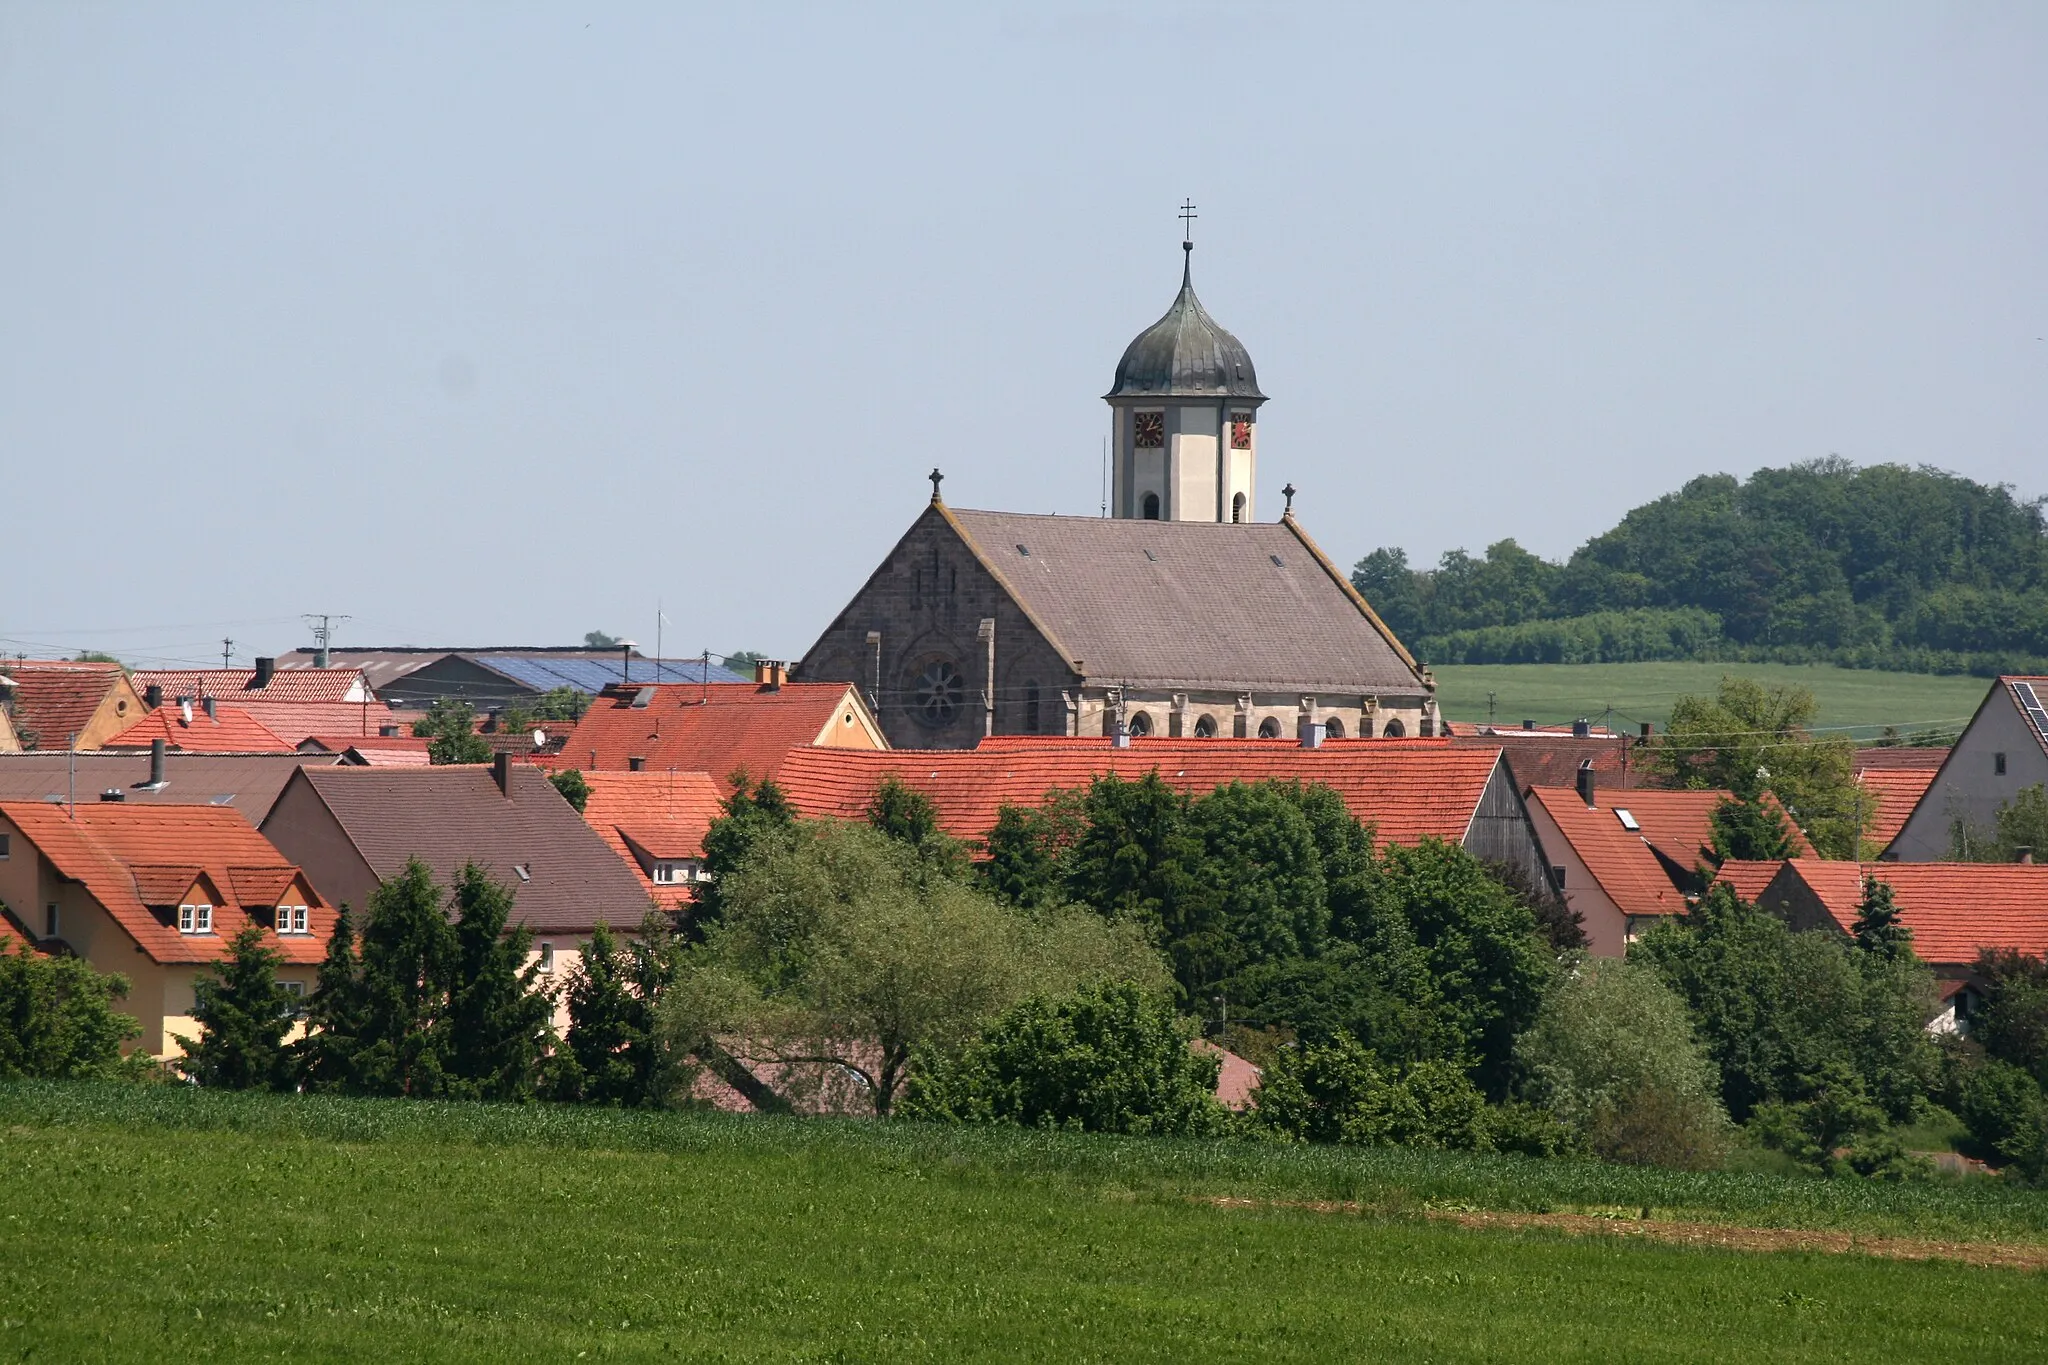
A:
941;507;1422;693
1107;250;1264;400
105;705;292;753
0;801;327;966
2;662;126;748
1527;786;1755;920
577;770;726;903
1858;766;1939;852
552;682;873;791
0;752;333;818
1772;859;2048;967
131;668;368;703
775;738;1505;846
275;764;652;934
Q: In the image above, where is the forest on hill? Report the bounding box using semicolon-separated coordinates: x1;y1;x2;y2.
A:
1352;459;2048;676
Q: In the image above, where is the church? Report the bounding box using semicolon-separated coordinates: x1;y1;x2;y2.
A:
794;235;1439;750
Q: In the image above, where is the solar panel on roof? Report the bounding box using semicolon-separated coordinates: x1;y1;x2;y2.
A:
2015;682;2048;732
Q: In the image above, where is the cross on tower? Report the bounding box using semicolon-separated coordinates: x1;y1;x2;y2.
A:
928;467;944;503
1178;199;1198;245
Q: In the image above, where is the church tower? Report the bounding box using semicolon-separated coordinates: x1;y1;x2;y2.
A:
1105;227;1266;523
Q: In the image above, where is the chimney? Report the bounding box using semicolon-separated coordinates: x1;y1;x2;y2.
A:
99;788;125;802
492;751;513;796
628;755;646;772
178;697;194;726
144;683;163;708
203;696;218;721
379;724;399;738
2017;847;2036;865
148;738;166;788
253;657;275;688
1641;722;1653;740
1576;759;1596;809
1299;717;1324;749
1572;718;1590;739
1522;719;1534;731
754;660;787;689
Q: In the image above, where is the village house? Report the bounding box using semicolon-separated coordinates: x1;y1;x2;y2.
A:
550;670;885;790
260;755;653;997
0;661;147;752
0;799;329;1056
1448;720;1657;792
1888;678;2048;860
0;747;340;822
291;646;746;712
102;699;292;753
128;660;400;747
574;770;727;912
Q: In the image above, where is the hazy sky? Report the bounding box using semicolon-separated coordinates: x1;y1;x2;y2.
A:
3;4;2043;667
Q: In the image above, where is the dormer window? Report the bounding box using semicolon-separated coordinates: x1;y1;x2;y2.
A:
276;905;310;935
178;903;214;934
653;862;682;885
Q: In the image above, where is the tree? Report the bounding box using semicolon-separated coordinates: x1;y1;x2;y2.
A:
978;793;1087;909
865;775;969;876
1174;782;1330;991
412;699;491;765
1249;1035;1494;1151
1063;772;1202;935
552;914;685;1107
1850;877;1914;961
1708;791;1800;862
295;904;368;1092
1959;1061;2048;1179
584;631;620;649
1995;785;2048;864
0;934;144;1079
501;687;588;734
349;858;460;1098
1651;678;1865;858
1972;949;2048;1089
444;863;553;1101
550;768;590;814
177;926;294;1090
901;980;1226;1136
1516;958;1729;1168
661;820;1164;1117
691;772;798;931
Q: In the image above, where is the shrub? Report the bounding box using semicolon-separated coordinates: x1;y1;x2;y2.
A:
1249;1034;1496;1151
1959;1061;2048;1179
177;926;295;1090
0;935;148;1080
901;980;1226;1137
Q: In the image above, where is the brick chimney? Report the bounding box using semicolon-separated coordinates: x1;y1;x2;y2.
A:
754;660;787;689
492;751;513;796
144;683;163;708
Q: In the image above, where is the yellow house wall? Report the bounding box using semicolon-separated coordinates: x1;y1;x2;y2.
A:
1524;798;1629;957
74;675;148;751
815;688;888;750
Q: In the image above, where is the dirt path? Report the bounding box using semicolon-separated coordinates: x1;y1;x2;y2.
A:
1201;1196;2048;1271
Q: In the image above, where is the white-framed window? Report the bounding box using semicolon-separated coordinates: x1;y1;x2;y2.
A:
276;905;310;935
653;862;680;885
539;942;555;974
178;903;213;934
281;980;307;998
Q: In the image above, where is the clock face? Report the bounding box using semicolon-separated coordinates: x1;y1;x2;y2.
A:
1230;414;1253;450
1133;411;1165;448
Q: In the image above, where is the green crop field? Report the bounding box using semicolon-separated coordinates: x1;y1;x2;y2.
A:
1432;663;1989;741
4;1085;2046;1362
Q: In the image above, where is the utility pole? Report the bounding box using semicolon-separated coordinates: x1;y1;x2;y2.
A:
221;637;235;668
302;613;350;668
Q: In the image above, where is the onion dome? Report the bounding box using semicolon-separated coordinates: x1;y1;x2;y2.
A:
1106;244;1265;400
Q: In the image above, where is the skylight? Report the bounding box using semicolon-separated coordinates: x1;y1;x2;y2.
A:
1614;809;1640;832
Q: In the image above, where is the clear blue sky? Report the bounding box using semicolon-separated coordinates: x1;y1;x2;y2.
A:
3;4;2043;667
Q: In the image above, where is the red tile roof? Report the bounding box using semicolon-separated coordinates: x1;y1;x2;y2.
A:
1858;766;1938;851
104;704;292;753
2;661;126;749
775;738;1505;846
1854;746;1950;772
130;668;368;704
553;683;870;791
1527;786;1748;919
1777;859;2048;967
578;770;726;904
1449;732;1649;790
0;801;327;966
224;700;402;747
1712;859;1787;905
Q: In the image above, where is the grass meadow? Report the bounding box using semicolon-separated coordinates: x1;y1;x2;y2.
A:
1431;662;1989;741
4;1084;2047;1362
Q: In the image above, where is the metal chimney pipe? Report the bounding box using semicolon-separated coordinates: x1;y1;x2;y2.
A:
1572;718;1590;739
254;656;276;688
1576;759;1596;809
203;696;218;721
144;683;163;708
149;738;165;787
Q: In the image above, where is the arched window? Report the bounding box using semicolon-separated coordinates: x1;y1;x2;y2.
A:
914;660;964;727
1142;492;1161;520
1193;714;1218;738
1257;716;1283;739
1323;716;1345;740
1126;710;1153;737
1025;682;1041;733
1232;492;1246;524
1382;718;1406;738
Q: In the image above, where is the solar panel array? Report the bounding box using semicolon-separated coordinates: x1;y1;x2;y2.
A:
474;654;749;695
2015;681;2048;738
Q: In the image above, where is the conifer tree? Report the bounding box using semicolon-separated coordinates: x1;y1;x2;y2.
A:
295;903;367;1092
556;912;686;1106
1708;790;1799;863
1851;876;1914;961
446;862;553;1100
352;858;459;1098
692;772;797;931
179;926;294;1090
865;775;968;876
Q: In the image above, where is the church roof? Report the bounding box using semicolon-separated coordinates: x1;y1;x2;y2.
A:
942;507;1423;694
1106;248;1265;401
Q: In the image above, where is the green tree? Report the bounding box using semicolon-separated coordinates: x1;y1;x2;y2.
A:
691;772;798;931
445;863;552;1101
865;774;969;876
1959;1061;2048;1179
552;914;685;1107
550;767;590;814
1995;785;2048;863
901;980;1226;1136
1348;547;1426;641
1063;771;1202;934
978;792;1087;909
1972;949;2048;1089
177;926;294;1090
1516;958;1730;1168
1850;877;1914;961
295;904;368;1092
350;859;460;1098
661;820;1164;1117
584;631;620;649
0;934;144;1079
1249;1035;1493;1151
412;699;492;765
1708;791;1800;862
1652;677;1866;858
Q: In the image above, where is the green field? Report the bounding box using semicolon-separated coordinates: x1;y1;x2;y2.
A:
4;1085;2046;1362
1433;663;1989;741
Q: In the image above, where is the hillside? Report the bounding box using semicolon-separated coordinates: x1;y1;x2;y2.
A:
1355;460;2048;676
6;1084;2048;1362
1433;662;1989;742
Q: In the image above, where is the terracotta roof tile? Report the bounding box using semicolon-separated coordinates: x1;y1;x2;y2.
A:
130;668;368;704
0;801;327;966
1858;767;1938;851
225;700;403;747
1450;733;1649;790
1853;747;1950;772
1527;786;1757;919
1779;859;2048;966
1712;859;1787;905
3;662;125;749
577;770;726;904
555;683;870;791
776;738;1503;846
104;704;292;753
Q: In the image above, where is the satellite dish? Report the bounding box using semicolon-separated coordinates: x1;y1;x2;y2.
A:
532;729;548;750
